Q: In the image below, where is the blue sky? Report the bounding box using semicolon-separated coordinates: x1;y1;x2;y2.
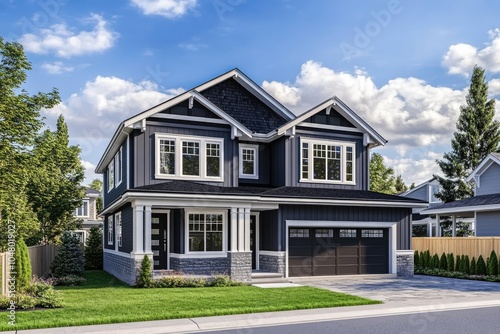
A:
2;0;500;186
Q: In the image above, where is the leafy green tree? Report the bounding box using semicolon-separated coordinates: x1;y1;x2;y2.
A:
370;153;396;194
436;66;500;203
88;179;103;213
14;238;32;291
0;37;60;249
27;115;85;244
487;250;499;276
50;232;84;277
84;227;103;270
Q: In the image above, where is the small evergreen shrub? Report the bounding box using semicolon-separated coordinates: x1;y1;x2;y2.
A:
51;232;84;278
455;255;461;272
459;255;466;273
477;255;487;275
414;251;420;267
423;250;431;268
136;255;152;288
53;274;86;286
14;238;32;291
487;250;499;276
463;255;470;274
431;254;440;269
470;257;477;275
25;278;62;308
439;253;448;270
84;226;103;270
447;253;454;272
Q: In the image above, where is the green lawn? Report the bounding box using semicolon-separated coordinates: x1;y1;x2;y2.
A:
1;271;380;331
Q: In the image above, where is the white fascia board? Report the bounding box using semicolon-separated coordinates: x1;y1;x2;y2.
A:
466;154;500;182
423;203;500;215
262;197;427;208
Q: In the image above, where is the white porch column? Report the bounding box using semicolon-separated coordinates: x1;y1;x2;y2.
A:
132;205;144;254
144;206;152;254
230;208;238;252
238;208;245;252
244;208;251;252
427;221;432;237
436;215;441;237
452;215;456;237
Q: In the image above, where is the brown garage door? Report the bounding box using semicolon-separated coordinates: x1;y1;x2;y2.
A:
288;227;389;277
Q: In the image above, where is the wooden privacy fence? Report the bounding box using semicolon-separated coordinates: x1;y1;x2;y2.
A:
413;237;500;260
1;244;58;296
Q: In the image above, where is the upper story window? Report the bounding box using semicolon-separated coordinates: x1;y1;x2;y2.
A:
429;184;441;203
186;211;226;254
107;161;114;192
156;134;224;182
239;144;259;179
74;200;89;217
115;147;122;186
300;138;355;184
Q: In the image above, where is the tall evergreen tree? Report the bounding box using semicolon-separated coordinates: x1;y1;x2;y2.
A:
0;37;60;249
394;175;408;193
27;115;85;244
370;153;396;194
436;66;500;203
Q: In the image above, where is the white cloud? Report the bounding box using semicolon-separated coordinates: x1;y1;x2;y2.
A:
443;29;500;76
81;159;100;183
178;42;207;51
41;61;74;74
263;60;466;150
383;153;442;187
131;0;197;18
19;13;118;58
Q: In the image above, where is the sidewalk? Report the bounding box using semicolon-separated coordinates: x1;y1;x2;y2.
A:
7;294;500;334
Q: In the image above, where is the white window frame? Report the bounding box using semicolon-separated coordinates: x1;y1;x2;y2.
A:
115;212;122;249
184;210;227;256
299;138;356;185
155;134;224;182
107;161;114;192
115;147;122;187
239;144;259;179
74;200;89;217
107;216;114;245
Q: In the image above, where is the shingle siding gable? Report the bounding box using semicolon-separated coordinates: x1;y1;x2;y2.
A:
199;78;288;133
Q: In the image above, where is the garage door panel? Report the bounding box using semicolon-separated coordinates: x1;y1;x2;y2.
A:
338;265;359;275
337;247;358;256
313;265;337;276
289;246;313;257
289;266;312;277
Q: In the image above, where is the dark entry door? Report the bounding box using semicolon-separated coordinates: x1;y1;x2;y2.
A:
151;213;168;270
250;216;256;270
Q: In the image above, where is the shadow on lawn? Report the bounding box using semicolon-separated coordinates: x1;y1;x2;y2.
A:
56;271;129;290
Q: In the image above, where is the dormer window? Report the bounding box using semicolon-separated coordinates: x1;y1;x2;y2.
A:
156;134;224;181
300;138;356;184
239;144;259;179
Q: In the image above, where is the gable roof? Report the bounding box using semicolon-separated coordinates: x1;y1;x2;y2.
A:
276;96;387;147
423;193;500;215
466;153;500;182
401;177;437;197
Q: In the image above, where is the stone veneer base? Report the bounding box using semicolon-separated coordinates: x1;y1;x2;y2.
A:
259;253;285;274
396;250;414;278
104;251;144;286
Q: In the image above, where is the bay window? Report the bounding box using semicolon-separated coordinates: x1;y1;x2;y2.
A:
300;138;356;184
156;134;224;181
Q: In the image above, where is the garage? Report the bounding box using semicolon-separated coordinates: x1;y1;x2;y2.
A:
288;227;389;277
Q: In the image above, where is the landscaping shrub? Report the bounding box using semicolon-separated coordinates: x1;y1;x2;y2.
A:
477;255;487;275
423;250;431;268
439;253;447;270
51;232;84;278
470;257;477;275
414;251;420;267
487;250;499;276
14;238;32;291
431;254;440;269
136;255;152;288
447;253;454;272
455;255;461;272
463;255;470;274
84;226;103;270
53;274;86;286
154;276;206;288
25;278;62;308
208;275;244;287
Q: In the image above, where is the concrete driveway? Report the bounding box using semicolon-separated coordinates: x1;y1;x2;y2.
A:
293;275;500;303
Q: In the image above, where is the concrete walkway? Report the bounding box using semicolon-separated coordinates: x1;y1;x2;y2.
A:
7;275;500;334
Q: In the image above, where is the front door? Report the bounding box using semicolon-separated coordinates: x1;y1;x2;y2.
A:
151;213;169;270
250;216;256;270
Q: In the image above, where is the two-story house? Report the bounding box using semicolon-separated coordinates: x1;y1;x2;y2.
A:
424;153;500;236
72;187;103;243
95;69;426;285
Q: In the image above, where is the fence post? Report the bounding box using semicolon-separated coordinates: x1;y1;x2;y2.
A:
1;253;10;297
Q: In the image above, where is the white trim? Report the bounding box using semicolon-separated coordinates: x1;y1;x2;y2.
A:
396;250;415;256
284;220;397;278
184;209;227;255
155;133;224;182
299;138;356;185
423;203;500;215
466;153;500;182
103;248;131;258
169;253;228;259
297;122;363;133
126;133;130;190
148;113;229;125
107;161;114;192
107;215;114;245
239;144;259;179
428;183;441;204
115;147;123;187
259;250;286;256
115;211;122;249
252;212;260;270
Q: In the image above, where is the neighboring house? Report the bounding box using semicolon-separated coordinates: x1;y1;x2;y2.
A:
95;68;426;285
72;187;103;244
401;177;442;236
424;153;500;236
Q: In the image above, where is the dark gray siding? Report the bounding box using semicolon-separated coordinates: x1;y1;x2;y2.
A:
238;142;271;185
477;163;500;196
128;133;135;189
270;137;286;187
476;211;500;236
289;129;367;190
303;108;356;128
279;205;412;250
171;209;185;254
119;203;133;253
134;120;233;188
403;185;428;202
260;210;280;251
103;140;128;206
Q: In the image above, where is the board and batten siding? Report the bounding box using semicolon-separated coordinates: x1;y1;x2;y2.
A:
476;211;500;236
103;140;128;206
278;205;412;251
120;203;133;253
476;163;500;196
288;129;368;190
133;121;233;188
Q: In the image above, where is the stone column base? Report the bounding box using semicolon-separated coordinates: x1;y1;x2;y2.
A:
228;251;252;282
396;250;414;278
